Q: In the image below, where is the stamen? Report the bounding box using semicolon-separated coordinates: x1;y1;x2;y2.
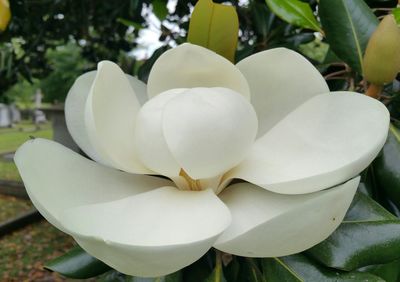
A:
179;169;202;191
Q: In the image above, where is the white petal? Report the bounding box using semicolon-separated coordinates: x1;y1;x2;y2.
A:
147;43;250;99
134;89;184;177
214;177;359;257
162;88;258;179
85;61;150;173
127;75;148;105
236;48;329;137
65;71;149;167
225;92;389;194
60;187;231;277
65;71;112;166
14;138;172;232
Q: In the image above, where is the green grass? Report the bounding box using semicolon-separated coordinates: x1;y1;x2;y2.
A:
0;121;53;181
0;123;52;154
0;162;21;181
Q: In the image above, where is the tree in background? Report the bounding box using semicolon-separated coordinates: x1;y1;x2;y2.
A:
40;42;91;103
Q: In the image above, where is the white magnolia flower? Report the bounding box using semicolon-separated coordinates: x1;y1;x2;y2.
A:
15;43;389;277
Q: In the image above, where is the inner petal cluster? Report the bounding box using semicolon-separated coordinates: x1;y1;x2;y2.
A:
134;87;258;192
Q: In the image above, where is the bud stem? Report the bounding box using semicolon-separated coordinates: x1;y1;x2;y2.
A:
366;83;383;99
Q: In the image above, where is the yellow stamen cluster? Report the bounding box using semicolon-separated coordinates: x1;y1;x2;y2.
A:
179;169;202;191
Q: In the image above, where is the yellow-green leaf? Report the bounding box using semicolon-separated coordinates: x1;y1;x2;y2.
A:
187;0;238;62
0;0;11;32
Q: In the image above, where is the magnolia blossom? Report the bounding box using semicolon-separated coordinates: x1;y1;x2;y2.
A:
15;43;389;277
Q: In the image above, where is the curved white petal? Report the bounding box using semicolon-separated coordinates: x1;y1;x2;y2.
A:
65;71;112;166
147;43;250;99
214;177;359;257
65;70;149;167
162;88;258;179
14;138;172;233
127;75;148;105
85;61;150;173
59;187;231;277
236;48;329;137
225;92;389;194
134;89;184;177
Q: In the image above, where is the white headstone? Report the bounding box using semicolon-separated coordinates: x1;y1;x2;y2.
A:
0;104;11;127
33;109;46;124
9;104;21;123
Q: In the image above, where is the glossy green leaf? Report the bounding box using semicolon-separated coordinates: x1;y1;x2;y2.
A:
359;259;400;282
45;246;111;279
319;0;379;73
265;0;322;32
263;254;384;281
307;191;400;270
393;8;400;25
187;0;239;62
374;124;400;209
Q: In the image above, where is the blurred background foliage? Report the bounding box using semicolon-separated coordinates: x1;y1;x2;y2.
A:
1;0;397;106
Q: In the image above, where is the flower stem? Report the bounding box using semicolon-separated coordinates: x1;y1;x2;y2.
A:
365;83;383;99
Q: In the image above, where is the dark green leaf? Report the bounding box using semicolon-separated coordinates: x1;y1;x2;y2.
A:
117;18;143;30
128;271;182;282
265;0;322;32
98;270;126;282
204;252;226;282
187;0;239;62
97;270;182;282
137;46;169;82
45;246;111;279
319;0;379;73
251;2;274;39
242;258;266;282
182;255;212;282
235;44;255;62
374;125;400;209
204;267;226;282
307;191;400;270
224;257;240;282
359;259;400;282
263;254;384;281
152;0;168;21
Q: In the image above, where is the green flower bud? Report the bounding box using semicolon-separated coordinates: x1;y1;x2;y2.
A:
0;0;11;32
363;15;400;85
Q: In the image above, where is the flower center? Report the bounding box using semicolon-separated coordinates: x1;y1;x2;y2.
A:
134;87;258;192
179;169;202;191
